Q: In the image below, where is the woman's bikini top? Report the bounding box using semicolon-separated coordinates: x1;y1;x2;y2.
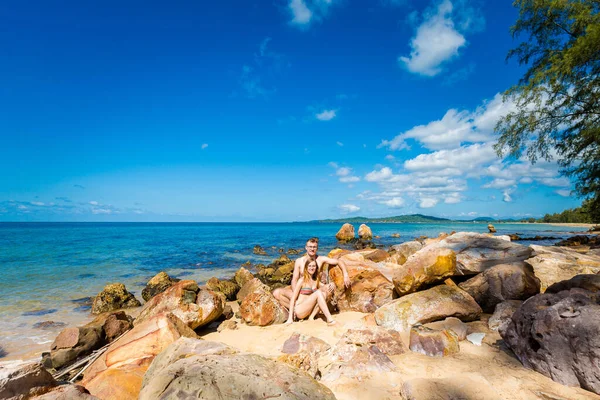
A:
299;286;315;295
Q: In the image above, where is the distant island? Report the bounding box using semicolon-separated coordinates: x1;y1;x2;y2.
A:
310;213;533;224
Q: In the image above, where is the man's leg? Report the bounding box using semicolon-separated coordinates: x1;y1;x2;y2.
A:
273;286;293;309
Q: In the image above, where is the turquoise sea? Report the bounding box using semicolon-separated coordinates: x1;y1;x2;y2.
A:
0;222;588;361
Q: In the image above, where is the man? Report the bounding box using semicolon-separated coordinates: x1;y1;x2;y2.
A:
273;237;351;310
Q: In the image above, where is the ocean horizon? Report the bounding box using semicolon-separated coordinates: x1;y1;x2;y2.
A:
0;221;588;362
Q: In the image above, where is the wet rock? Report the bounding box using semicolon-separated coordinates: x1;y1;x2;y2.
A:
391;233;401;238
423;317;468;341
22;309;58;317
82;313;197;400
139;338;336;400
336;223;355;242
234;267;255;288
329;263;395;313
374;284;482;333
253;245;267;255
134;280;224;330
91;283;141;315
0;362;57;399
555;235;597;247
526;245;600;292
500;289;600;394
287;248;300;255
259;257;295;287
205;277;239;301
141;272;179;302
44;326;103;370
458;262;540;312
33;321;67;330
488;224;496;233
409;325;460;357
387;241;423;265
239;284;288;326
103;312;133;343
32;384;99;399
392;247;457;296
271;254;291;266
546;274;600;294
358;224;373;240
488;300;522;331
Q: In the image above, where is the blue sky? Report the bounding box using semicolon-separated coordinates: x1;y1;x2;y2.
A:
0;0;582;222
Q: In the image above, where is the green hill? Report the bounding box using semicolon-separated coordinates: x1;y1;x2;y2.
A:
313;214;452;223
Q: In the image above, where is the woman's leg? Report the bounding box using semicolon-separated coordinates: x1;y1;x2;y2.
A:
314;290;335;323
308;303;320;320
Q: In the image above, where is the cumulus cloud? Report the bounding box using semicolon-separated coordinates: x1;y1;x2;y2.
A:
331;163;360;184
556;189;572;197
316;109;337;121
419;197;439;208
399;0;466;76
339;204;360;213
381;197;405;208
503;189;513;202
289;0;338;27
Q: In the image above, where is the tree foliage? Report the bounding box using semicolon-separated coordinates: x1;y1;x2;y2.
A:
494;0;600;222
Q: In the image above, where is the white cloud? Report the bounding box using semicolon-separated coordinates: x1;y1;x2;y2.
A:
381;197;405;208
328;161;339;168
483;178;517;189
92;208;113;215
556;189;571;197
385;155;395;161
419;197;439;208
340;176;360;183
336;141;344;146
503;189;513;202
30;201;45;206
316;109;337;121
201;144;208;150
89;201;99;205
399;0;466;76
290;0;313;25
444;192;463;204
18;205;28;210
331;164;360;184
365;167;394;182
289;0;338;27
339;204;360;213
404;143;497;174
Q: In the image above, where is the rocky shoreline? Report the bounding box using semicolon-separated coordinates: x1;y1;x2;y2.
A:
2;226;600;399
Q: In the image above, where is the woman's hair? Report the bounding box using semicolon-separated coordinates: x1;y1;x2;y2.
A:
302;259;320;289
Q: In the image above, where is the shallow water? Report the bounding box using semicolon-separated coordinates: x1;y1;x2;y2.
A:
0;221;586;361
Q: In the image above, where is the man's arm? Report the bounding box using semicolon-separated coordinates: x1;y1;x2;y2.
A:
320;256;351;288
291;258;302;291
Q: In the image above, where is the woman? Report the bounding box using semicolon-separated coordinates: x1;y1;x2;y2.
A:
286;259;336;325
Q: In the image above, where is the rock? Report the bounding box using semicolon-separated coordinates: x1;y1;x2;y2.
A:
496;235;512;241
329;263;395;313
466;332;485;346
139;338;336;400
555;235;596;247
374;284;482;333
239;284;288;326
0;362;56;399
141;272;179;302
259;259;295;286
44;326;103;370
428;232;533;275
134;280;224;330
91;283;141;315
333;327;406;358
234;267;255;288
271;254;292;266
362;249;389;262
82;313;197;400
102;312;133;343
488;224;496;233
236;277;269;303
277;352;321;380
281;333;331;355
391;233;401;238
423;317;468;341
217;320;238;332
287;248;300;255
392;247;457;296
358;224;373;240
488;300;522;331
253;245;267;255
33;321;67;330
526;245;600;292
409;325;460;357
205;277;239;301
387;241;423;265
546;274;600;294
32;384;99;399
458;262;540;312
500;289;600;394
335;223;355;242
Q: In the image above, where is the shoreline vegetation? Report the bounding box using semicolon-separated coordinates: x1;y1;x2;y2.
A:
3;224;600;399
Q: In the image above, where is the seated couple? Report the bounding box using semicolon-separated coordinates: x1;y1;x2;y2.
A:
273;237;351;326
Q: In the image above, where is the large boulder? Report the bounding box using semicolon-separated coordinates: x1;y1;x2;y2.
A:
205;277;239;301
458;262;540;312
236;277;269;303
335;223;355;242
141;272;179;302
374;285;482;333
362;249;389;263
139;338;336;400
428;232;533;275
358;224;373;240
423;317;468;341
387;241;423;265
526;246;600;292
546;274;600;294
43;326;103;370
329;262;395;313
234;267;255;288
82;313;197;400
239;284;288;326
259;259;295;287
134;280;224;330
91;283;141;315
32;384;99;399
0;362;56;399
501;288;600;394
488;300;522;332
102;312;133;343
392;247;457;296
279;334;331;379
409;325;460;357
